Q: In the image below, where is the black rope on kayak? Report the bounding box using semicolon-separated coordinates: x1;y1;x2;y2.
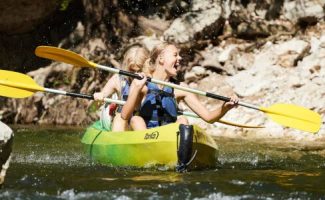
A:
186;150;197;166
177;137;198;172
89;130;103;160
176;124;197;173
185;135;198;167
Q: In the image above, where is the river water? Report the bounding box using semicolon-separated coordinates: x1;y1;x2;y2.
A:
1;125;325;199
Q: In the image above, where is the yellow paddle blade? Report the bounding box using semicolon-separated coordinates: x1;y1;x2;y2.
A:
260;104;322;133
35;46;97;68
0;70;44;98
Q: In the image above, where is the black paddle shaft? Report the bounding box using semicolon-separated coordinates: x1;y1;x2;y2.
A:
206;92;231;102
119;69;230;102
66;92;94;100
119;70;152;82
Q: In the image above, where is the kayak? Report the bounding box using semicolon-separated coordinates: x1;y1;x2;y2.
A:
81;121;218;170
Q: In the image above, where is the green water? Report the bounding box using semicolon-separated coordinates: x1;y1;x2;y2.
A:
2;125;325;199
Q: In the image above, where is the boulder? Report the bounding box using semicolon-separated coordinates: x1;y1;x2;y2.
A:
283;0;325;24
164;0;223;43
0;0;58;34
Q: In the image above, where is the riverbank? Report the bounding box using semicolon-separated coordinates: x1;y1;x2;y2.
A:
0;0;324;139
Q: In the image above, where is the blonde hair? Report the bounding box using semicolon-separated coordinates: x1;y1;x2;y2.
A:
121;46;149;72
142;42;171;77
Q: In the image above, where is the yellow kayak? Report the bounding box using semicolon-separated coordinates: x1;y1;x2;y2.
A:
81;122;218;171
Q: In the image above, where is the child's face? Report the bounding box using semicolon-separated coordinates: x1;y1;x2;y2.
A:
129;64;141;72
161;45;181;77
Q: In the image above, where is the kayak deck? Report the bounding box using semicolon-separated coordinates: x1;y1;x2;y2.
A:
81;122;218;170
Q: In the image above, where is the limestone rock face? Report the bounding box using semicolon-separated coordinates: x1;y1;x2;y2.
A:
283;0;325;24
0;0;325;141
0;0;58;34
164;0;223;43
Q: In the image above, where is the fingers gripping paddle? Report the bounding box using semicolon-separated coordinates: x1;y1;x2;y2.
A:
0;70;262;128
35;46;322;133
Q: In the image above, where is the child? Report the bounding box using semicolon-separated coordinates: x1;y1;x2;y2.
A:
93;45;149;131
121;42;238;129
121;42;238;171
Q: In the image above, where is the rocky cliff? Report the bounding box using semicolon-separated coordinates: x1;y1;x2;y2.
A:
0;0;324;141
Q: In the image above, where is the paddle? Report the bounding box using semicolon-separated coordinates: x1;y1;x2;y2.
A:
0;70;262;128
35;46;322;133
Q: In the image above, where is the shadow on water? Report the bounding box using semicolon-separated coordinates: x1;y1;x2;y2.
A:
1;125;325;199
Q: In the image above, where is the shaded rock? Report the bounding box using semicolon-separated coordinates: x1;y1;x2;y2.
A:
38;98;92;125
138;16;171;36
0;0;58;34
58;21;85;48
14;95;42;123
164;0;223;43
0;0;84;72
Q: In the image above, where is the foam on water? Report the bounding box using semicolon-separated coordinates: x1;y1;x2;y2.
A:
2;126;325;199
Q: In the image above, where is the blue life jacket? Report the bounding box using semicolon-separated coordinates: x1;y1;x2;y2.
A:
116;76;130;113
139;82;178;128
120;77;130;101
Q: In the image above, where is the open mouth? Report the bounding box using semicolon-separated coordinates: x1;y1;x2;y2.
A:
174;62;179;69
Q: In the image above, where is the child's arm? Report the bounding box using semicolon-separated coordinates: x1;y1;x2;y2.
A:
121;74;147;120
176;83;238;123
94;74;119;100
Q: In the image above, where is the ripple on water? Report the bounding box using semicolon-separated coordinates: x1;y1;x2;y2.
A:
2;126;325;199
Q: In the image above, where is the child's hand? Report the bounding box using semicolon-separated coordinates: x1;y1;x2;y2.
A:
222;95;239;111
93;92;104;101
133;73;147;90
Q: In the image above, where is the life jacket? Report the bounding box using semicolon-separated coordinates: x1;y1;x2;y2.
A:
120;76;130;101
116;76;130;113
100;93;118;131
139;82;178;128
100;76;130;130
